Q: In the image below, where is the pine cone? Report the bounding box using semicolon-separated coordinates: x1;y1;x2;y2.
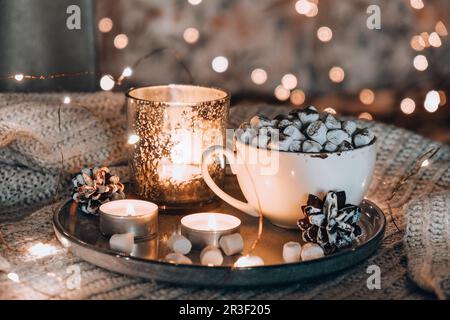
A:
297;191;362;254
72;167;125;215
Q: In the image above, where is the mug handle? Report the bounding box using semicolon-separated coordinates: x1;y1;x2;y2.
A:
202;145;259;217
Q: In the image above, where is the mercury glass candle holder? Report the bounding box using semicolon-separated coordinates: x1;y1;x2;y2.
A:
126;84;229;210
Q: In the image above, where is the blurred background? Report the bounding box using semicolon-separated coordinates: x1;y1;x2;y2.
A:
1;0;449;143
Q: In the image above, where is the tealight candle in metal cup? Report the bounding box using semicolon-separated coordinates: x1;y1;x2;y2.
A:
180;213;241;248
99;199;158;240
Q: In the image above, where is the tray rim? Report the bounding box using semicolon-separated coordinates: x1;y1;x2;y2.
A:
53;199;386;271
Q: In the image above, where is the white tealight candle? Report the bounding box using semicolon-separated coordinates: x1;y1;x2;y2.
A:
180;213;241;248
99;199;158;239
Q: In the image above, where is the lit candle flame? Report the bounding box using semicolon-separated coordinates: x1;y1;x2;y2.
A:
126;203;135;216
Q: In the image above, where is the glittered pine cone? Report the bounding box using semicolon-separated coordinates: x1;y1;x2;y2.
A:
72;167;125;215
297;191;362;254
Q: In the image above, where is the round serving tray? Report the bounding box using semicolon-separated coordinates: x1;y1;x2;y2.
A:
53;197;385;287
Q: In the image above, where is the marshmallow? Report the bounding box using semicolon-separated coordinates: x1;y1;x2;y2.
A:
342;121;357;136
165;252;192;264
282;242;302;263
0;254;11;273
235;255;265;267
326;129;351;146
277;119;293;129
306;121;327;145
302;140;322;153
268;136;294;151
353;128;375;147
338;140;354;151
299;106;320;124
283;125;305;140
167;234;192;255
323;141;338;152
200;246;224;266
289;140;302;152
323;114;341;130
301;242;325;261
219;233;244;256
109;233;134;254
250;115;272;129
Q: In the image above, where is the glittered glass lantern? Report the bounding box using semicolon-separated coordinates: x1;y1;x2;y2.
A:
126;85;229;210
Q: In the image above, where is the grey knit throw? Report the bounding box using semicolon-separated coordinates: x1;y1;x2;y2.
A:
0;93;449;299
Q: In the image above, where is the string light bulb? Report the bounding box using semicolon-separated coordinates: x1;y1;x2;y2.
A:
14;74;24;81
122;67;133;77
211;56;229;73
183;27;200;44
428;32;442;47
127;134;140;145
359;89;375;105
410;0;424;10
290;89;305;105
317;27;333;42
188;0;202;5
358;112;373;121
324;107;337;114
295;0;312;15
274;85;290;101
281;74;298;90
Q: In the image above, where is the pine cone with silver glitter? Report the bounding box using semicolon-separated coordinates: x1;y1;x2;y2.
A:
297;191;362;254
72;167;125;215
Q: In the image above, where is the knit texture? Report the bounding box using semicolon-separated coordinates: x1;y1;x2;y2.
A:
0;93;449;299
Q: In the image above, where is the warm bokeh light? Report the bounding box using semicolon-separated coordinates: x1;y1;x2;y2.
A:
410;35;425;51
317;26;333;42
400;98;416;115
410;0;424;10
420;32;430;47
28;242;57;258
424;90;440;113
324;107;337;115
435;21;448;37
305;3;318;17
100;74;115;91
127;134;140;145
114;34;128;49
98;17;113;33
413;55;428;71
438;90;446;106
358;112;373;121
329;66;345;83
211;56;229;73
290;89;305;105
359;89;375;105
63;96;71;104
183;27;200;44
274;85;290;101
251;68;267;85
7;273;20;283
188;0;202;5
295;0;311;15
281;74;298;90
428;32;442;47
14;74;24;81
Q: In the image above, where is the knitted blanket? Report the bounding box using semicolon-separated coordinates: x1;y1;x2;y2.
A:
0;93;449;299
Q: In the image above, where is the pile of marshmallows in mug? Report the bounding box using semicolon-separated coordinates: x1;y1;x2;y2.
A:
238;106;375;153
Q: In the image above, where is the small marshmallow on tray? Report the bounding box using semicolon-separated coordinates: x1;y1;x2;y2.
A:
165;252;193;265
167;234;192;255
219;233;244;256
109;233;134;254
200;246;224;266
237;107;375;153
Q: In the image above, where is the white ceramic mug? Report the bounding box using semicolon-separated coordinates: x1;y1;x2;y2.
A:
202;139;377;229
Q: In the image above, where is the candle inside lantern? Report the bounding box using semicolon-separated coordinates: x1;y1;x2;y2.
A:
126;85;229;209
99;200;158;239
180;213;241;248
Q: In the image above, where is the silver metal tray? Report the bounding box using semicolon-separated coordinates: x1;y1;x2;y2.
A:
53;193;385;287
